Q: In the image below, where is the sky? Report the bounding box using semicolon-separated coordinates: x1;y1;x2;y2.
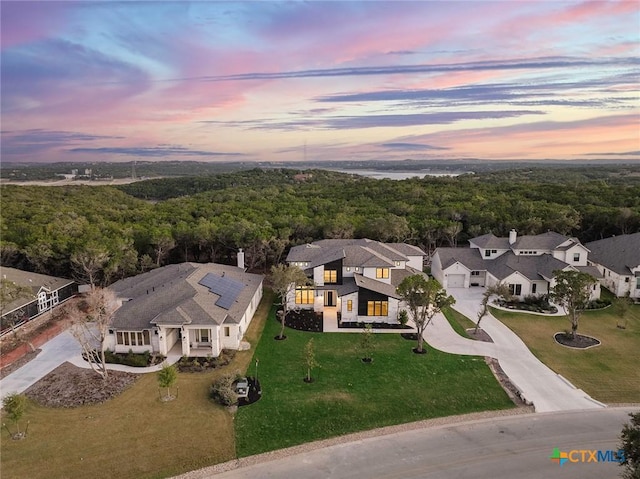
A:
1;0;639;164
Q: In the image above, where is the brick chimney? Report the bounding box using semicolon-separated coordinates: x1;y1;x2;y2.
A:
237;248;245;270
509;229;517;245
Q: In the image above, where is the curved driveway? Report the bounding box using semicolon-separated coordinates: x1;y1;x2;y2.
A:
425;288;603;412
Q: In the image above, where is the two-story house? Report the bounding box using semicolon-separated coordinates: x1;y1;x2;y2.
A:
432;230;601;299
586;232;640;299
285;239;426;324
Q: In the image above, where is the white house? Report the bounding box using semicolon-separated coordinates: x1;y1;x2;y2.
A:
285;238;426;324
432;230;601;300
586;232;640;299
105;261;263;357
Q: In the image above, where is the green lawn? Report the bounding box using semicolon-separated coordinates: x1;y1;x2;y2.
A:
492;303;640;404
0;291;274;479
443;306;476;339
235;309;515;457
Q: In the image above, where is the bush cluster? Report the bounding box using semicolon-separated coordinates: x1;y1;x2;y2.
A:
104;349;164;367
586;298;612;310
210;372;241;406
177;349;236;373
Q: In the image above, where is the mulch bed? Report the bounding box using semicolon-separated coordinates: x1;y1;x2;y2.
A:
485;358;532;408
339;321;412;330
465;328;494;343
282;309;323;332
176;349;236;372
554;333;601;349
25;362;139;408
238;377;262;407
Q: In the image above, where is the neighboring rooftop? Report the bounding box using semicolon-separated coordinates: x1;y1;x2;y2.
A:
586;233;640;275
0;267;74;314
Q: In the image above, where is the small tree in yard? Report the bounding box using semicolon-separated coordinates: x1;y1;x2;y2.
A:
397;275;455;354
304;338;319;382
550;270;597;339
359;324;374;362
619;412;640;479
157;364;178;401
69;287;119;380
612;294;633;330
475;282;512;334
270;264;311;340
2;393;28;440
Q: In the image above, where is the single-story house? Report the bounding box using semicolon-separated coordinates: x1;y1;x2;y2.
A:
105;260;263;357
285;238;426;324
432;230;601;300
1;267;76;335
586;232;640;299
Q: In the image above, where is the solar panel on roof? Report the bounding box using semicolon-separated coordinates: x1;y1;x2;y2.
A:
198;273;244;310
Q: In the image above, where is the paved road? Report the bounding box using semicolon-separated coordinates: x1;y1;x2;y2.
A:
199;408;635;479
425;288;603;412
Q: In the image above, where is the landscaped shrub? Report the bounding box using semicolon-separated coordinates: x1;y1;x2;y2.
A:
586;298;612;310
177;349;236;372
210;372;240;406
103;349;164;367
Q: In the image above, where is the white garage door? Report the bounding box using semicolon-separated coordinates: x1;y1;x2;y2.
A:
447;274;465;288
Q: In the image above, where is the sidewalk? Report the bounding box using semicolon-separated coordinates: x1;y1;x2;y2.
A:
425;288;604;413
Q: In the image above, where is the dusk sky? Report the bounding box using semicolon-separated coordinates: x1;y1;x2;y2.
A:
1;1;639;164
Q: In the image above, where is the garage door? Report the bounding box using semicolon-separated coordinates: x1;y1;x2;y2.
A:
447;274;465;288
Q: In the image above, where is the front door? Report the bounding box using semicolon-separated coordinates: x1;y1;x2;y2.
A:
324;290;336;306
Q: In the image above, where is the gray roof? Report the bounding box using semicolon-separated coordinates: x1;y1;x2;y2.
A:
286;239;424;268
435;248;572;282
469;234;510;250
575;265;603;279
110;263;263;330
586;233;640;275
354;274;401;299
512;231;571;250
1;267;74;314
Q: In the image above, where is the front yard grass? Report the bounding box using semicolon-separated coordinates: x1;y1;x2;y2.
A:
0;291;274;479
492;304;640;404
443;306;475;338
235;308;515;457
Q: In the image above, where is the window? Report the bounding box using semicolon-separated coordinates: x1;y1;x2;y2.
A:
347;300;353;312
485;250;491;257
295;287;314;304
471;271;480;276
376;268;389;279
492;250;497;254
573;253;580;262
324;270;337;283
367;301;388;316
224;327;230;337
116;331;151;346
532;284;537;294
197;329;210;343
625;277;629;283
509;284;522;296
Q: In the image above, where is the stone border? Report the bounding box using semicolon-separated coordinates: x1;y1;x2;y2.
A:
553;332;601;350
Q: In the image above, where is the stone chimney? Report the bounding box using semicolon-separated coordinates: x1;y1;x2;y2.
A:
509;229;517;245
237;248;245;270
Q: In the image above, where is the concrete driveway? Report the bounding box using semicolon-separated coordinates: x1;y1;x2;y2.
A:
0;330;81;400
424;288;604;413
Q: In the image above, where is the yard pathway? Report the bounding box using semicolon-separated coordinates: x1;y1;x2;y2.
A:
424;288;604;413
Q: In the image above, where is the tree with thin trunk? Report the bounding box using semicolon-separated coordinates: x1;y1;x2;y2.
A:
2;393;28;440
157;364;178;401
612;294;633;330
359;324;374;362
475;282;512;334
549;269;597;339
270;264;311;340
68;287;119;380
304;338;319;382
0;279;35;337
397;275;455;353
70;244;110;288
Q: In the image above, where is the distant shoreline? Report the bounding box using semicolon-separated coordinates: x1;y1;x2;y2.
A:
0;177;153;187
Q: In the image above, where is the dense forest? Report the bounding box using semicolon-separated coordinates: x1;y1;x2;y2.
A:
1;166;639;286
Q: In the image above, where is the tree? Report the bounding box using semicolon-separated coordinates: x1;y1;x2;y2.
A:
359;324;374;362
618;412;640;479
304;338;319;382
612;294;633;330
0;279;34;337
549;270;597;339
68;288;119;380
475;283;512;334
70;244;110;288
2;393;28;439
270;264;311;340
396;275;455;353
157;364;178;401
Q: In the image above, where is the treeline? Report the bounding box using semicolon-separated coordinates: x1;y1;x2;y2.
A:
1;167;639;286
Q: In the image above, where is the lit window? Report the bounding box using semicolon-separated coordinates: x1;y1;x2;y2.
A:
347;300;353;312
295;287;314;304
324;270;337;283
376;268;389;279
367;301;388;316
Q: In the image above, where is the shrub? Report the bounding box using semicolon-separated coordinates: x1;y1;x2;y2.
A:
103;349;158;367
586;298;611;310
210;373;240;406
